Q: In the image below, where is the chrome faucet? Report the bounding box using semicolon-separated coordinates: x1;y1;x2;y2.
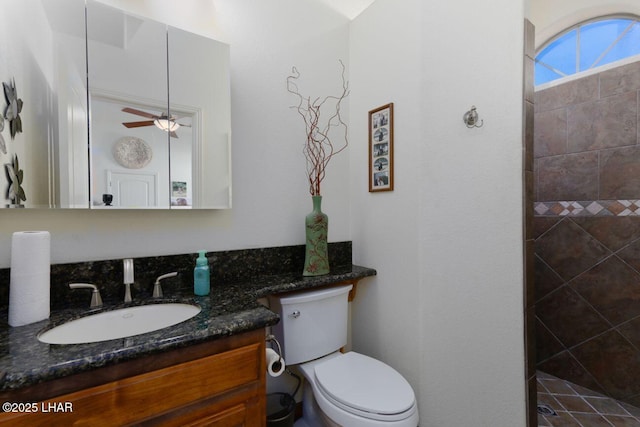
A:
69;283;103;308
153;272;178;298
123;258;134;302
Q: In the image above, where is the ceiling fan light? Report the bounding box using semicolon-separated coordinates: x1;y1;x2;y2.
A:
153;118;180;132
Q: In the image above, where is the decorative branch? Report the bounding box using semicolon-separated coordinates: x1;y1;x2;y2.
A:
287;61;349;196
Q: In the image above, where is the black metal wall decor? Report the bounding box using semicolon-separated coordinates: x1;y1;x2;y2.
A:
0;115;5;154
6;154;25;206
3;78;23;139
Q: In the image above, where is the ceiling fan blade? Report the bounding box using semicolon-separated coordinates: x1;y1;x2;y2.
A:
176;123;192;128
122;107;158;119
169;131;179;139
122;120;155;128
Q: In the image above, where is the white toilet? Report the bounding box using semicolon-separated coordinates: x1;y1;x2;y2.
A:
269;285;419;427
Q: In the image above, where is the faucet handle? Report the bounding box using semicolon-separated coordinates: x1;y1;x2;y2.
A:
153;272;178;298
123;259;135;303
123;259;134;284
69;283;103;308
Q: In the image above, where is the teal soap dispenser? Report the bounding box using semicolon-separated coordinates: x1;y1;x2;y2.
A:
194;250;210;296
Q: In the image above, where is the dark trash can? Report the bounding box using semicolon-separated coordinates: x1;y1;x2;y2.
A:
266;392;296;427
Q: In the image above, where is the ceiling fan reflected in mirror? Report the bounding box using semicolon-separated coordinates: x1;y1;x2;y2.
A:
121;107;190;138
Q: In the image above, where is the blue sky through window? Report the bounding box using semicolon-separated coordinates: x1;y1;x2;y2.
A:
535;17;640;86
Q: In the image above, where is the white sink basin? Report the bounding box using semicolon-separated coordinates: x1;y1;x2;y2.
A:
38;303;201;345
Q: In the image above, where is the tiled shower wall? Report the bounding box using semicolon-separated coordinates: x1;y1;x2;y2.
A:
533;60;640;408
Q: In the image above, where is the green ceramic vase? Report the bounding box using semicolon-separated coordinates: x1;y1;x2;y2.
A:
303;195;329;276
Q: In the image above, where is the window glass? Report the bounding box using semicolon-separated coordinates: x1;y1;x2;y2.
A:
535;30;577;85
599;22;640;66
538;30;577;75
579;19;631;69
536;17;640;86
535;62;563;85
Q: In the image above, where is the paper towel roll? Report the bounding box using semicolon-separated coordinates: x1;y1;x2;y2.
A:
9;231;51;326
266;348;285;377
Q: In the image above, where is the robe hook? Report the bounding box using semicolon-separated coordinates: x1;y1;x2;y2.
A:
463;105;483;128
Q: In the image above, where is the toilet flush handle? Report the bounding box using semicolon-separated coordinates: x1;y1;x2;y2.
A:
289;310;301;319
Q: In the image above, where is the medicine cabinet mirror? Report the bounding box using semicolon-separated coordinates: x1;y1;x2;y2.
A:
0;0;231;209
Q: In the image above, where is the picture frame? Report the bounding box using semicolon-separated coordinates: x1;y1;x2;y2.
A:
368;103;394;192
171;181;190;207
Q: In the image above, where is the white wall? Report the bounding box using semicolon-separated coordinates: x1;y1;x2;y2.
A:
0;0;351;266
348;0;422;412
350;0;526;426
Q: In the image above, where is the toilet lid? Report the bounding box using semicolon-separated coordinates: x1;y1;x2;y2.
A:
314;352;415;417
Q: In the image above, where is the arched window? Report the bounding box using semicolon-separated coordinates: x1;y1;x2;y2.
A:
535;16;640;86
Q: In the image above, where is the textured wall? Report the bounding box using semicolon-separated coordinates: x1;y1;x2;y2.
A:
534;60;640;407
350;0;527;425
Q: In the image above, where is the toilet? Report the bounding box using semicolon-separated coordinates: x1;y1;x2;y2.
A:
269;285;419;427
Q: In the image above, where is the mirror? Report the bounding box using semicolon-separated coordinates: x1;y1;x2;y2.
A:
0;0;88;208
168;26;232;209
0;0;231;209
86;0;169;209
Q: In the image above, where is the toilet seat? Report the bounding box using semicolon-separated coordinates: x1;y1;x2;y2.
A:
313;352;417;422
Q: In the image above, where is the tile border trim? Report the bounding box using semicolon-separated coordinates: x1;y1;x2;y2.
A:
535;200;640;217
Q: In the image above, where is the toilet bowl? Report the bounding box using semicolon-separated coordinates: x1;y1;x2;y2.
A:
269;285;419;427
295;351;419;427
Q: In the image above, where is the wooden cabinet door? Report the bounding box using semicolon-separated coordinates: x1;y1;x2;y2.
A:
0;336;266;427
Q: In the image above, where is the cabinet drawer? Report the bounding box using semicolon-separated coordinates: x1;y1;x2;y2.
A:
0;342;263;426
183;403;247;427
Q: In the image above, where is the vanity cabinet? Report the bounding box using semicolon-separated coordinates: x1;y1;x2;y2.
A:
0;329;266;426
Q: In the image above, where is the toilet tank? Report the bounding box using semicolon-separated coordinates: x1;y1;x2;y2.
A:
269;284;352;365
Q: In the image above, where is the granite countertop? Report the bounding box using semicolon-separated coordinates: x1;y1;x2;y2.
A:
0;265;375;392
